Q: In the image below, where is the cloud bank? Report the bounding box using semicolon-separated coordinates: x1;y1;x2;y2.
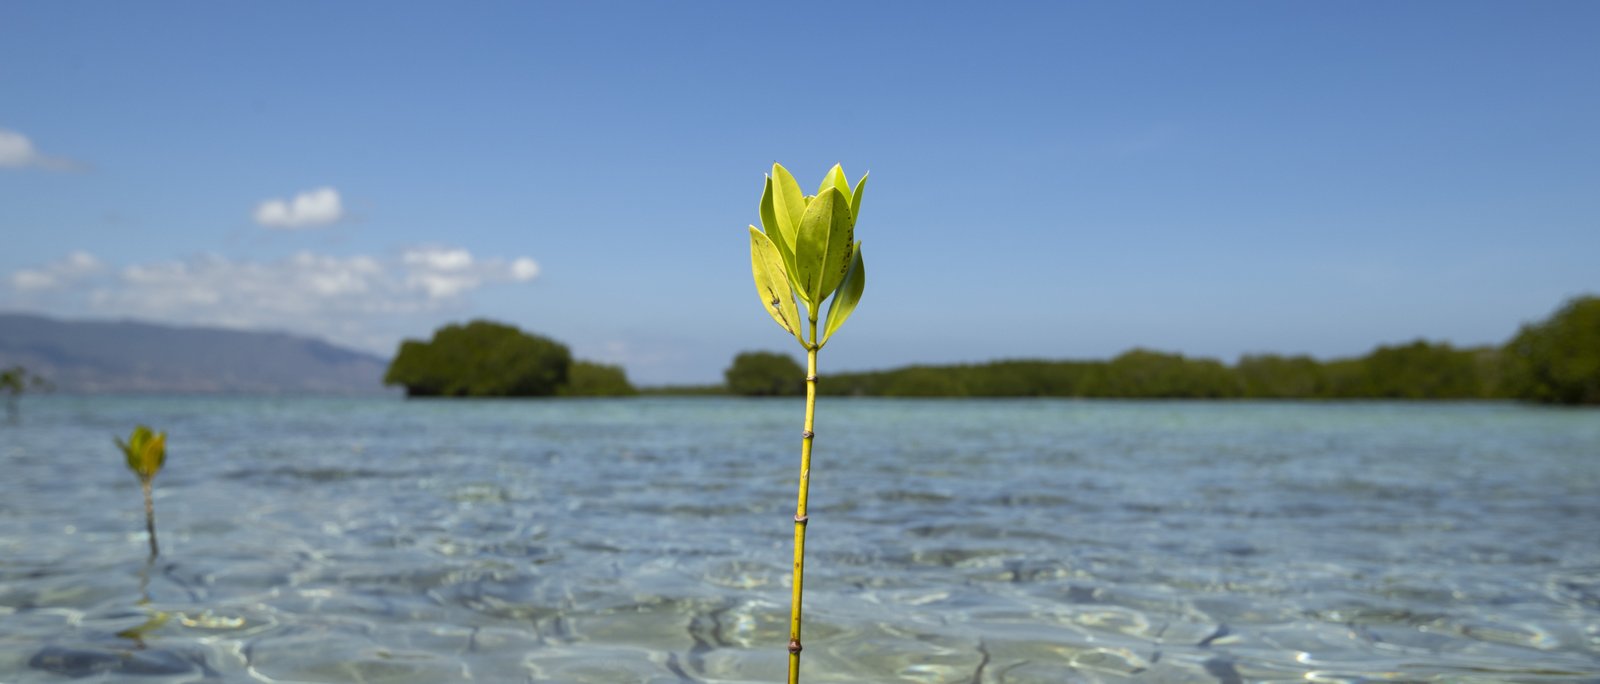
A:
8;251;105;291
254;187;345;229
4;247;539;354
0;128;82;171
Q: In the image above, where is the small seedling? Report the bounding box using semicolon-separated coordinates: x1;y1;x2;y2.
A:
117;426;167;557
1;365;50;421
746;162;867;683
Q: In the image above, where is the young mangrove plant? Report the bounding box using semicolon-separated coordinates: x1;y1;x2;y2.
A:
1;365;50;421
117;426;168;557
746;162;867;683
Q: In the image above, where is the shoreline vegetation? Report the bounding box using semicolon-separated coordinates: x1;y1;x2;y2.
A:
378;295;1597;405
675;294;1600;405
384;320;636;398
689;344;1505;400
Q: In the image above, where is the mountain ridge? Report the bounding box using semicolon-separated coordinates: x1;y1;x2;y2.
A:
0;312;391;395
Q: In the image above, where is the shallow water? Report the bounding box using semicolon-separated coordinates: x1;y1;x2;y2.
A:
2;397;1598;683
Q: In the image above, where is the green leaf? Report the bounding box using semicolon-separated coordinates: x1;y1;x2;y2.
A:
794;187;855;307
770;164;806;257
755;177;793;265
822;242;865;347
758;176;802;297
749;226;805;346
851;172;868;225
149;432;166;474
819;164;851;199
818;186;857;303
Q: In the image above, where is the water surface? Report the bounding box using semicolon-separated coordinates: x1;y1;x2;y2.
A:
2;397;1598;682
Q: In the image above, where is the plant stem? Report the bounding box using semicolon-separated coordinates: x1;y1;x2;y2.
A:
142;477;159;558
788;344;818;684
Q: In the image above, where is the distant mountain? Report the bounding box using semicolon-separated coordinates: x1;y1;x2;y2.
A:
0;313;391;395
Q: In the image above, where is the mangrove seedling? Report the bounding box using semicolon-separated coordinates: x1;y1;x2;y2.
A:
746;162;867;683
1;365;50;421
117;426;167;557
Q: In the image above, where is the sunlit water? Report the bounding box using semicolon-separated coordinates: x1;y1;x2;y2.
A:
2;397;1598;683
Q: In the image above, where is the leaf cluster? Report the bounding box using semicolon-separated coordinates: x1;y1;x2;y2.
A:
749;163;867;350
117;425;167;481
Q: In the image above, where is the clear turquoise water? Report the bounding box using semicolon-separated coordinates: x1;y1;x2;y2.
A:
2;397;1598;683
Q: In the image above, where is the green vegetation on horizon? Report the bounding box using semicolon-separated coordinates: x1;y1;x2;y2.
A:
1504;295;1600;404
373;298;1597;406
718;294;1600;405
384;320;636;397
723;351;805;396
810;343;1500;399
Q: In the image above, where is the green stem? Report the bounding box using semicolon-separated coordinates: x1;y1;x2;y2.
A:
788;336;819;684
142;477;159;558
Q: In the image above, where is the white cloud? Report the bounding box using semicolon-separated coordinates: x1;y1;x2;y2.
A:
511;257;540;281
0;128;82;171
254;187;344;229
0;130;34;166
8;251;104;291
393;247;540;300
403;246;473;271
4;247;540;354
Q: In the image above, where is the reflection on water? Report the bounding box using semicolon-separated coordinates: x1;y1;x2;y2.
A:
1;397;1598;682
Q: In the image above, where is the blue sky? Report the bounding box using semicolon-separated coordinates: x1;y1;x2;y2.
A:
3;3;1597;385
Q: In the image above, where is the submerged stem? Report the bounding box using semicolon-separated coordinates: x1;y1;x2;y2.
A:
142;477;159;558
788;344;818;684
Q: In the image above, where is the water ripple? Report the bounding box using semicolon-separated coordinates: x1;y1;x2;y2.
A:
2;397;1598;682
